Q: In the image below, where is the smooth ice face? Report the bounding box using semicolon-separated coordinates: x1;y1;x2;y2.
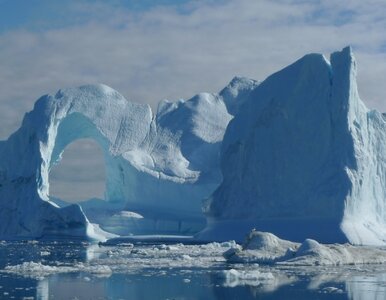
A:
201;47;386;246
0;78;256;240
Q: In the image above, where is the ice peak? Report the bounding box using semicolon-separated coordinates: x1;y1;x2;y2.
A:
335;45;354;58
54;84;126;102
220;76;258;97
228;76;258;88
330;46;357;80
220;76;259;115
331;45;355;63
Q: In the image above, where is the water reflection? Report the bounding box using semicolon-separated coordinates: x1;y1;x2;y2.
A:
30;268;386;300
0;242;385;299
36;276;107;300
347;273;386;300
212;269;347;300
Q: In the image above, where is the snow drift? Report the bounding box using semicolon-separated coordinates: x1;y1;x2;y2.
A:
200;46;386;245
0;77;256;240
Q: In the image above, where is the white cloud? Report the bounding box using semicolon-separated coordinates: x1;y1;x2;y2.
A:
1;0;385;200
49;139;106;201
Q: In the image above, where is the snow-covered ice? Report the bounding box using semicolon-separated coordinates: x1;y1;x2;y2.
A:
201;47;386;246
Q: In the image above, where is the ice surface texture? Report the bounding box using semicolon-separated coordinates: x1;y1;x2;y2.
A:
201;47;386;245
1;46;385;244
0;76;256;240
225;230;386;266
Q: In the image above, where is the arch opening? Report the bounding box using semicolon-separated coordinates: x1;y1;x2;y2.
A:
49;138;106;203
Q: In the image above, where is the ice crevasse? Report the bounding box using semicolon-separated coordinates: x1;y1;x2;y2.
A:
0;46;386;245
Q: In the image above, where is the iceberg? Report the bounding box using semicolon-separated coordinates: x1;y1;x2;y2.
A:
0;78;255;240
1;46;385;245
200;47;386;246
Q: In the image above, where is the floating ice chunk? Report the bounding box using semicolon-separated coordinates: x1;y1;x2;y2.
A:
4;262;76;278
226;230;386;266
225;231;298;264
4;261;113;279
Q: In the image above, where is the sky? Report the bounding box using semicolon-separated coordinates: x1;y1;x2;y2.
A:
1;0;386;201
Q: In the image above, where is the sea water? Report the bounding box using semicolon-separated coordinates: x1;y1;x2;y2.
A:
0;241;385;299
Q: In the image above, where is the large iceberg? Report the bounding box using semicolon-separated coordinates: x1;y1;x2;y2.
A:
1;46;385;245
200;47;386;246
0;77;257;240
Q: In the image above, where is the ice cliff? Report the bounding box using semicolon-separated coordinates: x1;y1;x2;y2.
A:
0;77;256;240
200;47;386;246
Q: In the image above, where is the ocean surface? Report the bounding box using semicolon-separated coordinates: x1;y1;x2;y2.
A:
0;240;385;299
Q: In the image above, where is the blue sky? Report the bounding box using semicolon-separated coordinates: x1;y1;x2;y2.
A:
1;0;386;200
0;0;194;31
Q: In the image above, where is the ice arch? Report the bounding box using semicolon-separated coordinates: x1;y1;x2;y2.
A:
0;81;241;240
38;86;153;207
47;112;123;204
0;85;152;240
